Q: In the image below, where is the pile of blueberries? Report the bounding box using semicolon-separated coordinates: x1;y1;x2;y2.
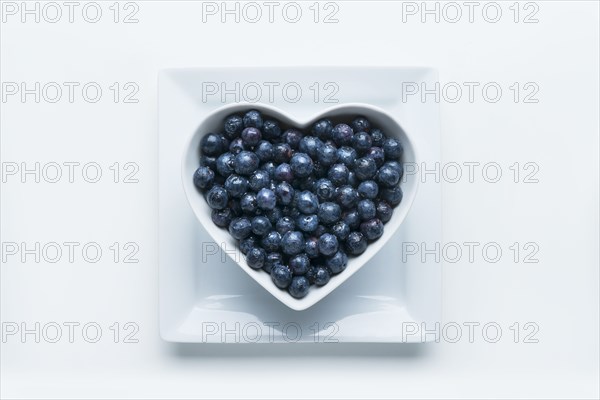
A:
193;110;403;299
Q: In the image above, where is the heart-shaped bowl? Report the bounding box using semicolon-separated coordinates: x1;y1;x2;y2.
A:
182;103;419;311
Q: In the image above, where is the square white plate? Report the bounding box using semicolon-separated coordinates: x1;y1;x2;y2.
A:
159;67;442;343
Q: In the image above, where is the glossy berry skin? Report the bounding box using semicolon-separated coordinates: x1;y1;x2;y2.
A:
331;221;350;241
249;170;270;191
314;266;331;286
366;147;385;168
357;180;379;199
305;237;320;258
234;151;259;175
345;231;367;255
274;163;294;182
342;210;361;230
271;264;292;289
224;174;249;198
354;157;377;180
240;193;257;214
290;153;314;178
255;140;273;162
361;218;384;241
317;142;338;166
251;216;272;236
328;163;349;186
337;146;357;167
318;233;339;256
312;118;333;140
201;133;223;156
256;188;277;210
243;110;263;129
347;171;358;188
281;231;305;255
216;153;235;177
289;253;310;275
384;161;403;178
376;200;393;223
273;143;293;164
314;225;328;237
305;266;318;284
228;217;252;240
299;136;322;158
296;191;319;214
288;276;310;298
357;199;377;221
239;236;258;255
261;162;277;180
352;131;372;154
326;250;348;274
351;116;371;133
193;166;214;190
211;208;234;228
265;207;283;224
263;252;282;273
377;164;400;188
246;247;266;269
370;128;385;147
314;179;336;202
275;182;295;206
276;216;296;235
383;137;403;160
262;119;281;139
381;186;403;206
261;231;281;252
332;124;354;146
296;214;319;232
206;185;228;209
229;138;245;155
201;156;217;171
241;127;261;146
318;202;342;225
224;114;244;138
336;185;359;209
282;129;303;149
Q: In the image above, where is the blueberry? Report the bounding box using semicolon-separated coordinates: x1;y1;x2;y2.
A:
239;235;258;254
275;181;295;206
299;136;322;158
282;128;303;149
318;233;339;256
206;185;228;209
261;162;277;179
211;208;234;227
288;276;310;298
200;156;217;171
229;137;245;154
383;137;403;160
305;266;318;284
224;174;249;198
271;264;293;289
384;160;404;178
297;214;319;232
289;253;310;275
234;151;259;175
281;231;305;255
296;176;316;191
360;218;384;241
314;224;328;237
227;199;242;217
262;119;282;139
337;146;357;167
318;202;341;225
200;133;223;156
376;200;393;223
314;178;336;202
243;110;263;129
261;231;281;252
336;185;359;209
240;193;257;214
326;250;348;274
342;210;361;230
381;186;403;206
331;221;350;241
370;128;385;147
193;166;214;190
377;164;400;188
317;142;338;166
366;147;385;168
273;143;293;163
357;199;377;220
332;124;354;146
290;153;314;178
249;170;270;191
305;237;320;258
314;266;331;286
354;157;377;180
347;171;359;188
255;140;273;162
357;180;379;199
345;231;367;255
264;252;283;273
216;153;235;177
328;163;349;186
276;216;296;235
246;247;266;269
296;190;319;214
224;114;244;139
265;207;283;224
228;217;252;240
251;216;272;236
312;118;333;140
351;116;371;133
256;188;277;210
352;131;372;153
241;127;261;147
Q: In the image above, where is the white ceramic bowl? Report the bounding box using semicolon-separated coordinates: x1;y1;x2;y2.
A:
182;103;419;311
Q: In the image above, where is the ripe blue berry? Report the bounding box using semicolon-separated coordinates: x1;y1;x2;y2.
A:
352;131;372;153
241;127;261;146
332;123;354;146
206;185;228;209
312;118;333;140
317;142;338;166
224;174;249;198
264;252;282;273
357;199;377;220
276;216;296;235
252;216;272;236
246;247;266;269
281;231;305;255
243;110;263;129
249;170;270;191
326;250;348;274
289;253;310;275
357;180;379;199
296;214;319;232
337;146;357;167
383;137;403;160
290;153;314;178
240;193;257;214
318;233;339;256
275;182;295;205
228;217;252;240
305;237;320;258
229;137;245;154
261;231;281;252
318;202;342;225
201;133;223;156
271;264;292;289
255;140;274;162
262;119;281;139
224;114;244;138
296;190;319;214
193;166;214;190
331;221;350;241
376;200;393;223
314;266;331;286
211;208;234;227
354;157;377;180
360;218;384;241
282;128;303;149
345;231;367;255
336;185;359;209
256;188;277;210
351;116;371;133
377;164;400;188
314;178;336;202
299;136;322;158
328;163;349;186
381;186;403;206
288;276;310;298
273;143;292;163
216;153;235;177
234;151;259;175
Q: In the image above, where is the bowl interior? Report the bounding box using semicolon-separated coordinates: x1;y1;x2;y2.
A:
182;103;419;311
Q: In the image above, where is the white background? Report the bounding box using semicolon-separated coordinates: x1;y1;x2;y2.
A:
1;1;599;398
